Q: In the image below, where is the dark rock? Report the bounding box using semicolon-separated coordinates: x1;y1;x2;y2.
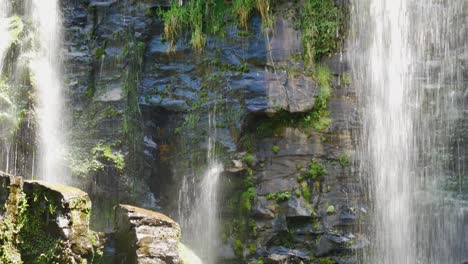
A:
253;197;276;219
285;196;312;219
266;246;309;264
316;234;349;257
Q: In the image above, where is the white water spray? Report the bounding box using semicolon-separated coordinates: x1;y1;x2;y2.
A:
350;0;467;263
29;0;68;183
0;0;11;72
178;110;222;264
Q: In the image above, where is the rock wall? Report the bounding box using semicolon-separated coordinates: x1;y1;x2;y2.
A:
60;0;365;263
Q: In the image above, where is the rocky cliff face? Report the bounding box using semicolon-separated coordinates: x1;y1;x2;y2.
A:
59;0;366;263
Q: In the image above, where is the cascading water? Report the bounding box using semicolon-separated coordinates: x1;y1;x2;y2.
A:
29;0;68;183
0;0;11;71
178;109;222;264
0;0;67;182
350;0;467;263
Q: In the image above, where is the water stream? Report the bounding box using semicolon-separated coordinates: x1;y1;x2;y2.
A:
29;0;68;183
0;0;67;182
178;109;222;264
350;0;467;263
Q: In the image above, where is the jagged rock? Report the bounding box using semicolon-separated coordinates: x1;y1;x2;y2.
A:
265;246;309;264
253;197;276;219
114;204;182;264
285;196;312;219
316;234;349;257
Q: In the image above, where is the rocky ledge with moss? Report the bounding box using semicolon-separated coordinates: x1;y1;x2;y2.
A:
1;171;190;264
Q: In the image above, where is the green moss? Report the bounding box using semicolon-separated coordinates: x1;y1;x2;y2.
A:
92;143;125;172
326;205;335;214
296;163;303;170
308;160;327;180
266;191;291;202
301;181;311;201
243;153;254;167
9;16;24;44
19;192;70;263
341;73;351;86
272;145;280;154
232;239;245;259
294;189;302;197
240;187;256;213
0;186;27;263
337;153;350;168
248;243;256;254
319;257;337;264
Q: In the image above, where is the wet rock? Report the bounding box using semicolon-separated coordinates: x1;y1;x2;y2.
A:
266;246;309;264
23;180;96;259
114;204;182;264
316;234;349;257
285;196;312;219
253;196;276;219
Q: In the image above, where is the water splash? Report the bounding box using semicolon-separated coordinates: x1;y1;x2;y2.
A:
0;0;11;72
29;0;68;183
178;110;222;264
349;0;468;263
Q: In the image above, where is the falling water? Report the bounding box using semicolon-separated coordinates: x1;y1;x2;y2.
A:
0;0;11;71
350;0;467;263
28;0;68;183
178;110;222;264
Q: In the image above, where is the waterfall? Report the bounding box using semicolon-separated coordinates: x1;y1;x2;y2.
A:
350;0;468;263
0;0;11;71
178;110;222;264
28;0;68;183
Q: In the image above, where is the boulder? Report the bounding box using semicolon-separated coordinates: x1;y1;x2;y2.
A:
23;180;97;261
114;204;182;264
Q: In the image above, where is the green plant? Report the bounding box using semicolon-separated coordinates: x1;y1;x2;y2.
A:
326;205;335;214
266;191;292;202
319;257;337;264
301;182;311;201
308;160;327;180
232;239;245;259
233;0;255;29
272;145;280;154
92;143;125;172
240;187;256;212
243;153;254;167
248;243;256;254
338;153;350;168
341;73;351;86
160;1;189;48
301;0;343;65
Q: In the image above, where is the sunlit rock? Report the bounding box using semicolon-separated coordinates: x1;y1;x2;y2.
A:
114;204;182;264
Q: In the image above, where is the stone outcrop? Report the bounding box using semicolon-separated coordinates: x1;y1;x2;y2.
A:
114;204;182;264
22;180;98;262
0;173;102;263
